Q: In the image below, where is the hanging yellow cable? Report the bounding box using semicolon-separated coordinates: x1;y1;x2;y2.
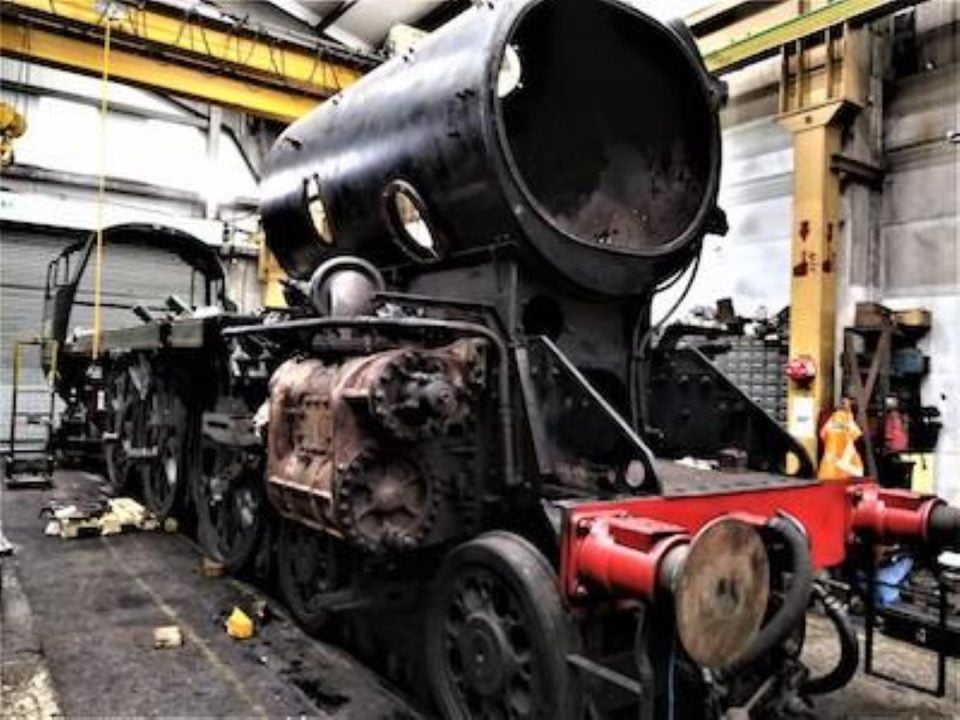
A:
92;15;113;360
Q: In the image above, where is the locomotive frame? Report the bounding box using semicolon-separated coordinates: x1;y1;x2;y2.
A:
31;1;960;718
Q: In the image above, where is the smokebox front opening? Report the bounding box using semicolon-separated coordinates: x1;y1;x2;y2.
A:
499;1;714;254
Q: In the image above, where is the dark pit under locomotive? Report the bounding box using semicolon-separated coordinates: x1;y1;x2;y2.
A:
34;1;960;718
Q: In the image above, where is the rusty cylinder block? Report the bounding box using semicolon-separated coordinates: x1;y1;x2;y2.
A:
266;339;486;552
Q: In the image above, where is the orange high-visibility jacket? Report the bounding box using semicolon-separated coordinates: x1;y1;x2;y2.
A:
818;407;865;481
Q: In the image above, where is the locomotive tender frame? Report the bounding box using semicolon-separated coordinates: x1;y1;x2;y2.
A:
37;1;960;718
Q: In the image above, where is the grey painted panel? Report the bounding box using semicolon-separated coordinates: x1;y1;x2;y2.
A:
884;67;960;151
882;218;959;291
883;151;958;226
722;117;793;161
669;110;793;319
914;0;960;70
882;45;958;293
723;195;794;245
879;27;959;503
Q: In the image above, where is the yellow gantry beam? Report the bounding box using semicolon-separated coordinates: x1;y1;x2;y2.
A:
0;0;365;121
701;0;918;73
0;21;319;121
1;0;920;117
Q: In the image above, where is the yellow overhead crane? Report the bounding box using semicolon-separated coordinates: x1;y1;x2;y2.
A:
0;101;27;166
0;0;366;122
695;0;918;73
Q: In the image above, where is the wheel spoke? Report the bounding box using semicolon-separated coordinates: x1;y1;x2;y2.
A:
218;497;237;547
355;500;377;521
278;521;343;633
401;499;423;516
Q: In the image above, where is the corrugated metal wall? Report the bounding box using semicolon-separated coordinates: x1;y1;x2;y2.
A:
1;228;75;449
0;225;207;446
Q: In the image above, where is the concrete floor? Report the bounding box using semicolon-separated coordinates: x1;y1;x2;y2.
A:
1;470;418;719
2;469;958;718
803;615;959;718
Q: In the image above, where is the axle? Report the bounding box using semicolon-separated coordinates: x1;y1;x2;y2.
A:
849;484;960;548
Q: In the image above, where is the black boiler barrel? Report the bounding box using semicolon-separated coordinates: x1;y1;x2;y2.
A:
260;0;725;298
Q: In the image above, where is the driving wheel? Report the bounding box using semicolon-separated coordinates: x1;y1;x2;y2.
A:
104;395;140;494
142;389;188;518
195;439;264;571
425;531;577;720
277;518;346;634
103;372;143;494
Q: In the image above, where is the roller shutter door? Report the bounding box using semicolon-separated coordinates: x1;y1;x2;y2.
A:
0;224;202;445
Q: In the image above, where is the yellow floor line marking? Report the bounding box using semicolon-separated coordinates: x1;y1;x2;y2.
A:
102;538;269;719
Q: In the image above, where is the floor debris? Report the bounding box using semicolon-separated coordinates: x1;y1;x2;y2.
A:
0;532;14;557
250;598;272;626
153;625;184;649
4;472;53;491
226;607;255;640
1;561;63;718
40;497;159;539
201;557;227;577
1;660;62;718
6;470;422;718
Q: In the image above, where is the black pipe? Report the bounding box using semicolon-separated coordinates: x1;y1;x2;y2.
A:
928;505;960;550
728;515;814;673
314;0;358;34
801;583;859;696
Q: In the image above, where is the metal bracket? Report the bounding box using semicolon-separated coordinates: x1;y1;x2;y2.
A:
831;153;885;189
567;653;645;697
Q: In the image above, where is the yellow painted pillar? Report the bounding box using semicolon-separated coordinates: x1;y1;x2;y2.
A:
777;23;869;468
257;235;288;309
781;103;848;462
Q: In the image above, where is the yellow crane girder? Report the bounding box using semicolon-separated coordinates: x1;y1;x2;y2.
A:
698;0;918;73
0;100;27;166
0;0;365;122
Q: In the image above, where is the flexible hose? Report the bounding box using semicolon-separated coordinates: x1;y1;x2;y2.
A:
801;583;859;695
629;252;702;431
727;515;813;672
633;604;655;720
929;505;960;551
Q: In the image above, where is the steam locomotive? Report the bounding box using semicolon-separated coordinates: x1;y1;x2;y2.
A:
36;0;960;717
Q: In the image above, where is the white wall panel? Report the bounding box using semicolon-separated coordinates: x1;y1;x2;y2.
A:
655;112;793;323
878;46;959;502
